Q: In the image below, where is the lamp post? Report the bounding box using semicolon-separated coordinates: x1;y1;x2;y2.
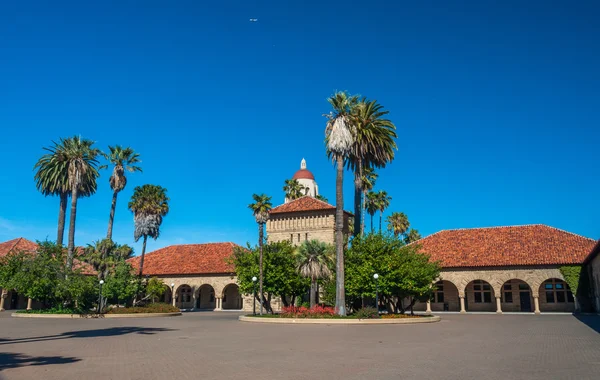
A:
373;274;379;314
252;276;257;316
98;280;105;314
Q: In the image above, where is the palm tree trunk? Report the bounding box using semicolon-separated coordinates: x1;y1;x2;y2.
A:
335;156;346;316
353;163;362;237
259;222;264;316
57;192;68;246
371;213;374;233
310;278;316;308
379;211;382;233
106;190;118;240
67;186;79;271
361;190;367;235
138;235;148;278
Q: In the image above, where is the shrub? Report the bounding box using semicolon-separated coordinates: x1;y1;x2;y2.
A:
107;302;179;314
280;305;336;318
353;307;380;319
381;313;424;319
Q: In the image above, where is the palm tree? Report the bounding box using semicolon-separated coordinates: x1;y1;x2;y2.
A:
283;179;307;201
296;240;333;308
347;99;397;237
315;194;329;203
375;190;391;233
34;140;98;246
101;146;142;240
386;212;410;238
128;185;169;278
404;229;422;244
365;191;379;233
248;193;272;315
51;136;101;269
324;91;358;316
360;167;377;234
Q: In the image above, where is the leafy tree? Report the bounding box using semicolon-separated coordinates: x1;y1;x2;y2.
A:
315;194;329;203
283;179;307;200
404;229;422;244
345;233;440;314
145;277;167;303
34;139;98;246
101;146;142;240
84;239;134;281
296;240;334;307
386;212;410;238
360;167;377;234
101;260;137;307
365;191;379;233
128;184;169;278
347;99;397;237
324;91;358;316
248;193;272;315
230;241;308;313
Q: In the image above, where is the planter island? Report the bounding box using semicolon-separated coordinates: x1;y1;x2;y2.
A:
239;314;441;325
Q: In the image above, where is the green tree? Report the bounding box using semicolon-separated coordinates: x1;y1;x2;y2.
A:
315;194;329;203
128;185;170;278
365;191;379;233
386;212;410;238
54;136;102;270
84;239;134;281
296;240;334;307
101;146;142;240
101;260;137;307
348;99;397;237
404;229;422;244
345;233;440;314
325;91;358;316
360;167;377;234
375;190;391;232
248;193;272;315
34;139;98;246
145;278;167;303
283;179;307;201
230;241;308;313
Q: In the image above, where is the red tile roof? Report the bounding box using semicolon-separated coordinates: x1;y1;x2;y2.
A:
128;242;240;276
292;169;315;180
415;225;597;268
269;195;355;215
584;240;600;264
0;238;95;275
0;237;38;257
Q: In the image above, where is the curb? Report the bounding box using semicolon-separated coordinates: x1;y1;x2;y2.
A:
238;315;441;324
11;312;182;319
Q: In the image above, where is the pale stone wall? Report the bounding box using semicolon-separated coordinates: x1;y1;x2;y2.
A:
267;210;336;245
590;254;600;312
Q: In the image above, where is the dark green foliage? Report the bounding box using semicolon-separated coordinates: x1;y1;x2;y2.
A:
107;302;179;314
101;261;137;305
353;306;379;319
559;265;585;296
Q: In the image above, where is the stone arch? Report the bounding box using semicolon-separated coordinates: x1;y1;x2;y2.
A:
175;284;193;309
500;279;533;312
431;280;460;312
196;284;216;310
464;279;496;312
538;278;575;313
222;283;242;310
161;285;172;304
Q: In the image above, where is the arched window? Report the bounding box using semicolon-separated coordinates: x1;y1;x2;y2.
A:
473;280;492;303
543;279;574;303
432;281;444;303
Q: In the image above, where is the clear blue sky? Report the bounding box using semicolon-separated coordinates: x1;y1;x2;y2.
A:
0;1;598;255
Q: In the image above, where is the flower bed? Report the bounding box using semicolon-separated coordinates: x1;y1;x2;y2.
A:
107;303;180;314
280;305;336;318
249;306;433;319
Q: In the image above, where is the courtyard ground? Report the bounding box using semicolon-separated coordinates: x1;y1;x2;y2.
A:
1;311;599;380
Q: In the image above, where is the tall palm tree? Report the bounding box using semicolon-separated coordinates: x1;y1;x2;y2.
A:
365;191;379;233
360;167;377;234
347;99;397;237
101;146;142;240
51;137;102;269
386;212;410;238
283;179;307;201
375;190;391;233
128;185;169;278
324;91;358;316
34;140;98;246
404;229;422;244
296;240;333;308
248;193;272;315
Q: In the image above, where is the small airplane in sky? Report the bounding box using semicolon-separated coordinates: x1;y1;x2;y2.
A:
249;18;258;22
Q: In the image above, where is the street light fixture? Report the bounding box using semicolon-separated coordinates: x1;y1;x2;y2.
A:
373;273;380;313
252;276;258;316
98;280;105;314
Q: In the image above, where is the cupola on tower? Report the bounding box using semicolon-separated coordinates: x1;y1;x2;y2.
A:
285;158;319;203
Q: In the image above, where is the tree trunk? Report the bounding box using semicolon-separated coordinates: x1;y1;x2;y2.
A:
371;213;374;233
138;235;148;278
310;278;316;308
57;192;68;246
353;162;362;237
379;211;382;233
107;190;119;240
361;190;367;235
67;185;79;271
259;222;264;315
335;156;346;316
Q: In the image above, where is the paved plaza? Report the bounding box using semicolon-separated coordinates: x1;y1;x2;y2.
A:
1;312;599;380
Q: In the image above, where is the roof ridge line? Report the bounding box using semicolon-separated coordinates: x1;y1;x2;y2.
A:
9;237;24;254
542;225;597;242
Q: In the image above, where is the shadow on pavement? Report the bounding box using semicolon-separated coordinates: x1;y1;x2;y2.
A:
574;314;600;334
0;352;80;371
0;327;175;346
